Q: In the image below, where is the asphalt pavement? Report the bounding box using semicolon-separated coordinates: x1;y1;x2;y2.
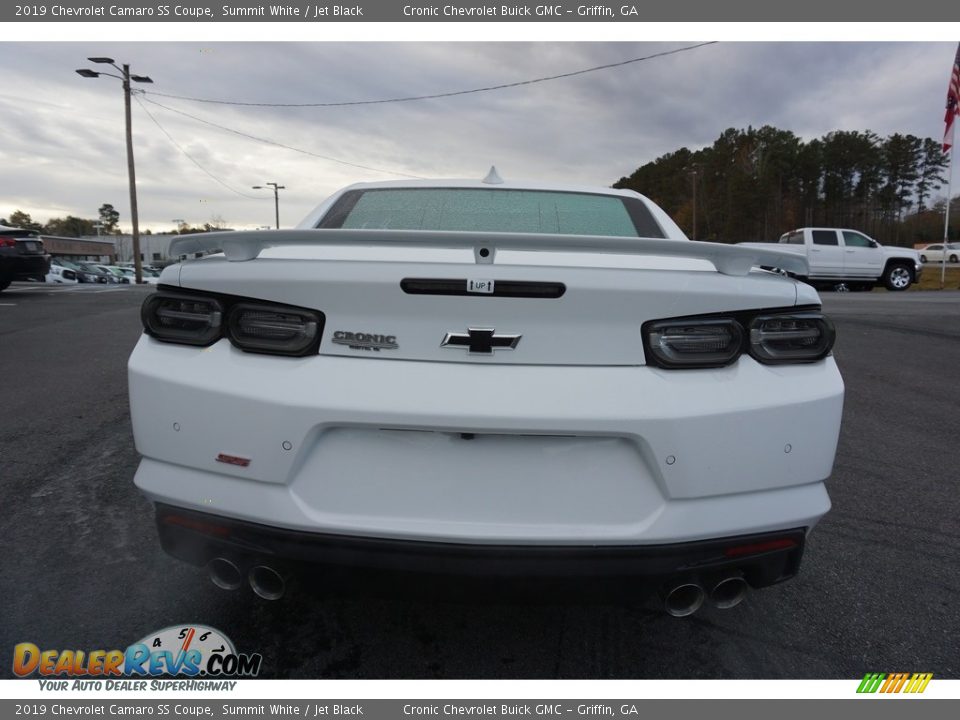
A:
1;283;958;679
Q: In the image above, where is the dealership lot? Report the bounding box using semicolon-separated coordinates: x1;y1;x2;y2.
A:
1;285;958;679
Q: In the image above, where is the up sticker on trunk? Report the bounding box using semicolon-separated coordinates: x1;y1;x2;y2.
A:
467;279;495;294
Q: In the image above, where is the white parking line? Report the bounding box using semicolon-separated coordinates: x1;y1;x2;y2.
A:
0;302;16;306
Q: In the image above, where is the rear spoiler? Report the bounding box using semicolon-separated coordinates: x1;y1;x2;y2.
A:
168;229;809;277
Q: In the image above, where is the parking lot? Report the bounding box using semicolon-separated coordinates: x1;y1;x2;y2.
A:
1;283;958;679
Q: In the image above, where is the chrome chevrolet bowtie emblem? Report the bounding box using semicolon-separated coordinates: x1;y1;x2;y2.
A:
441;327;522;354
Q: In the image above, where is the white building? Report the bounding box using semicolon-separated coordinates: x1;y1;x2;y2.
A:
88;233;226;265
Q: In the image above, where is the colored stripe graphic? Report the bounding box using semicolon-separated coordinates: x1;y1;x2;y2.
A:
883;673;909;693
857;672;932;694
857;673;885;693
905;673;934;694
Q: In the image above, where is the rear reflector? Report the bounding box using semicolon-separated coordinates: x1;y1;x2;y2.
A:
723;538;798;558
216;453;251;467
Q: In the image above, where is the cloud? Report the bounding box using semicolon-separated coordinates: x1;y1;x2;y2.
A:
0;41;954;231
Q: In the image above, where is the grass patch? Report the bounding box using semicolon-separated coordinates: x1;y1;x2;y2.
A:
914;265;960;291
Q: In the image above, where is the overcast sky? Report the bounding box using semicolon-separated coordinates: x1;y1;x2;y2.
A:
1;41;956;233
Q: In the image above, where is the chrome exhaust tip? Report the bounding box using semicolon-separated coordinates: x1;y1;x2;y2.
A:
248;565;286;601
207;557;242;591
663;582;706;617
710;575;748;609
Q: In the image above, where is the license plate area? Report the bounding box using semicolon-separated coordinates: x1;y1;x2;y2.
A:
289;428;664;540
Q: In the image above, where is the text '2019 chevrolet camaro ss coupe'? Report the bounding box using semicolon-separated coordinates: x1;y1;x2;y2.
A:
128;170;844;615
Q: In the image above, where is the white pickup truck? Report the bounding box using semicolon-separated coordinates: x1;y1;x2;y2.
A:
741;228;922;291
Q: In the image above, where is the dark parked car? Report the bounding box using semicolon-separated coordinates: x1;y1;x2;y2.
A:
0;225;51;291
73;261;121;284
53;258;112;284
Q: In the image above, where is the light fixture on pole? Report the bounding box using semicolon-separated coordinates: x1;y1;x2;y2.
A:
252;182;286;229
76;57;153;284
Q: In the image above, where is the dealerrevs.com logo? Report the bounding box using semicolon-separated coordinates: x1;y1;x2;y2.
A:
13;624;262;684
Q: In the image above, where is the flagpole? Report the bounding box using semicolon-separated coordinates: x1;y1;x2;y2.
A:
943;123;955;290
942;42;960;290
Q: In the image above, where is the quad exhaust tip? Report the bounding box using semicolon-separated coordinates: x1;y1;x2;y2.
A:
663;582;706;617
208;557;242;591
249;565;286;601
710;575;748;609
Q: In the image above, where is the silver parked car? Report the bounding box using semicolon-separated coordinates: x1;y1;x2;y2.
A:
918;243;960;263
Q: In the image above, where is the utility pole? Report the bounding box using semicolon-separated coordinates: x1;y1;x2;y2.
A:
689;166;699;240
253;182;286;229
122;64;143;284
76;57;153;284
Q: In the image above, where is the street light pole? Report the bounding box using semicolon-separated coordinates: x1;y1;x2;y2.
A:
76;57;153;284
253;182;286;229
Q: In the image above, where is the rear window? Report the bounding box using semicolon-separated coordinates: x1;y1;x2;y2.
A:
812;230;839;246
317;188;665;238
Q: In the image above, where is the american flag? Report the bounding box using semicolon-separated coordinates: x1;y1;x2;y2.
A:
945;42;960;153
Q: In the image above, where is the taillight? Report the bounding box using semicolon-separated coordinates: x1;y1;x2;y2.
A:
643;309;835;369
141;293;223;346
227;303;321;356
0;236;16;248
644;318;743;368
140;291;324;356
748;313;835;364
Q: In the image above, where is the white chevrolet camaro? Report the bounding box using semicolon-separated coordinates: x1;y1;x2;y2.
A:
128;171;844;615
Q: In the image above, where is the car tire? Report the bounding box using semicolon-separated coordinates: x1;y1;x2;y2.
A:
920;254;928;263
882;263;913;291
950;255;958;263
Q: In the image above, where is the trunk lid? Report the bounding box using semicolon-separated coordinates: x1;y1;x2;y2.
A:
176;247;800;366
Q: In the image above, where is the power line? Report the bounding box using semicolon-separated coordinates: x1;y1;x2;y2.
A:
134;43;718;185
139;94;424;179
135;95;265;199
142;42;718;108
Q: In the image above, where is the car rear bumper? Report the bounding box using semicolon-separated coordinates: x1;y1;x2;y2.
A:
155;503;807;588
130;334;842;548
0;254;51;280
